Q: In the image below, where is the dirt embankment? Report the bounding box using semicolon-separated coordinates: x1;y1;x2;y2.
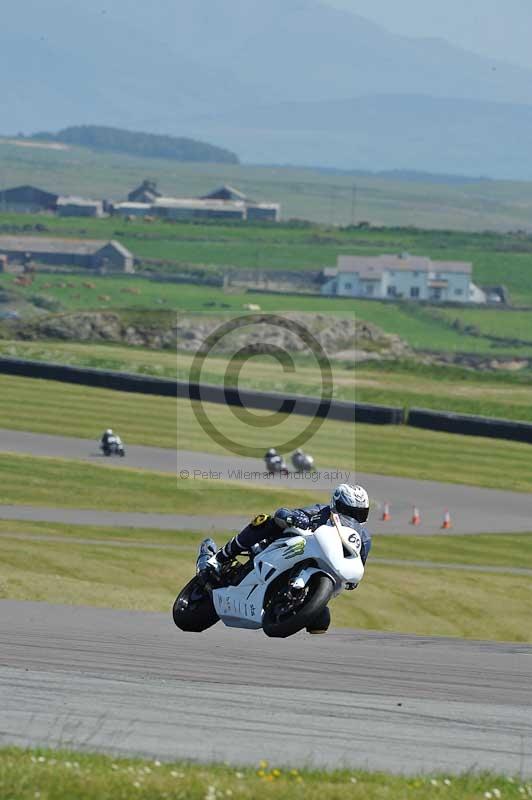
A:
2;310;412;362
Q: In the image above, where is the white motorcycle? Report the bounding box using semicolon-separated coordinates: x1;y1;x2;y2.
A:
291;451;315;472
100;435;125;458
265;454;289;476
172;513;364;638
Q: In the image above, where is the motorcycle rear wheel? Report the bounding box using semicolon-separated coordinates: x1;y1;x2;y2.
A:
172;576;219;633
263;573;334;638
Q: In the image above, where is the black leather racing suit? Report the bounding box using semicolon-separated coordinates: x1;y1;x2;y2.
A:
216;504;371;566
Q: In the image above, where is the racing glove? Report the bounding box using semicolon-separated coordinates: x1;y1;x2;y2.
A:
273;508;310;530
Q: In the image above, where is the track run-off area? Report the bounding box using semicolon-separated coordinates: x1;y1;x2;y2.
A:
1;601;531;776
1;426;531;776
1;428;531;535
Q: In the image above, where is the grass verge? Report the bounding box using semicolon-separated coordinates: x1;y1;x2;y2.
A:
0;453;324;514
1;520;531;570
2;341;532;421
1;522;531;641
2;747;528;800
1;374;532;492
3;271;532;357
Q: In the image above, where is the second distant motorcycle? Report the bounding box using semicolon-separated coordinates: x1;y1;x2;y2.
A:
291;448;315;472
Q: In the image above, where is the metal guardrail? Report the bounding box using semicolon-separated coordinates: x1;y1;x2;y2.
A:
0;356;402;425
2;357;531;443
407;407;532;445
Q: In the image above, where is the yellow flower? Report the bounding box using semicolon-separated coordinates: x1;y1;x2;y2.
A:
272;769;281;778
256;770;265;778
258;760;269;769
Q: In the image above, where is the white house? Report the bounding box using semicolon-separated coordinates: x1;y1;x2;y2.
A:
321;253;486;304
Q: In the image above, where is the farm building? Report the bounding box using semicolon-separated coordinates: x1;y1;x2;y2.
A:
0;236;134;272
56;196;104;218
113;202;153;219
202;185;280;221
201;185;248;202
0;185;58;213
246;202;280;222
151;197;246;221
127;179;162;203
117;182;280;222
321;253;485;304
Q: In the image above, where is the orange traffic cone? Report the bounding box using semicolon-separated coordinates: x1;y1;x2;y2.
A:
441;509;452;530
381;502;391;522
410;506;421;526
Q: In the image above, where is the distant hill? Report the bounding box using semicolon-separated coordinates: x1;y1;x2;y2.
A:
193;93;532;177
31;125;239;165
4;0;532;175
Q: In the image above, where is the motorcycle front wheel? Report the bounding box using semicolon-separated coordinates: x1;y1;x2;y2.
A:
172;576;219;633
262;573;334;638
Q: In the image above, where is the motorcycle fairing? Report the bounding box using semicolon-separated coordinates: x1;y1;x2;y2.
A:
212;525;364;629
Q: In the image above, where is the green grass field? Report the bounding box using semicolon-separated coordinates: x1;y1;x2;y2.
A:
2;520;531;570
0;453;324;514
1;521;531;641
437;306;532;343
2;271;531;356
2;204;532;305
3;339;532;420
1;375;531;491
2;747;525;800
4;137;532;233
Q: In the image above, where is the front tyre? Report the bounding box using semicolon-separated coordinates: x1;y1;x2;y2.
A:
263;573;334;638
172;576;219;633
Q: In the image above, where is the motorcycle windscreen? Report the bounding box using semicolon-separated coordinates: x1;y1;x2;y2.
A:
332;514;363;557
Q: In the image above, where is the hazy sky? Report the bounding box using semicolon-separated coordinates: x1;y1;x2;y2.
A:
326;0;532;70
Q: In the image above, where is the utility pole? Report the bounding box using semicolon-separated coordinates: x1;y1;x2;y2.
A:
329;189;336;226
351;184;357;227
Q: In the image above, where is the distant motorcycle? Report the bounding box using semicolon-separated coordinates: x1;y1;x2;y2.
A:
265;454;288;476
100;435;125;457
172;512;365;638
291;450;315;472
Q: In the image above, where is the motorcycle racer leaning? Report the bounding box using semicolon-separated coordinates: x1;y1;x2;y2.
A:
101;429;115;447
198;483;371;578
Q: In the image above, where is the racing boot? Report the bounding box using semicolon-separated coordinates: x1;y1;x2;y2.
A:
306;606;331;635
196;538;220;578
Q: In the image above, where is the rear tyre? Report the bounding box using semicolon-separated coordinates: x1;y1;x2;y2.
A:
172;576;219;633
263;573;334;638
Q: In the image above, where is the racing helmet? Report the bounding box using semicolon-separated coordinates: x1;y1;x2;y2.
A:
331;484;369;523
266;448;278;457
106;429;113;435
294;448;303;456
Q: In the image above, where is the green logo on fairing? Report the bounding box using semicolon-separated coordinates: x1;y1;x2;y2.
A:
283;539;306;559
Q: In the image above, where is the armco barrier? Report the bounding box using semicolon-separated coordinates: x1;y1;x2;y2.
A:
0;357;176;397
0;357;403;425
408;407;532;445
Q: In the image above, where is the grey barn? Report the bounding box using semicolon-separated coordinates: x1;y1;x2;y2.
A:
0;236;134;272
0;185;59;213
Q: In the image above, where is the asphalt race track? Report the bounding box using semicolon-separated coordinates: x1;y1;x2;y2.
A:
1;601;531;775
1;429;531;535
